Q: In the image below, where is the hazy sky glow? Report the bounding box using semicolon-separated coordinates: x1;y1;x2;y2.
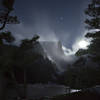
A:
7;0;90;50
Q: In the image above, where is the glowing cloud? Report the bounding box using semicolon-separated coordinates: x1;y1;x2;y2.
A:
78;40;89;49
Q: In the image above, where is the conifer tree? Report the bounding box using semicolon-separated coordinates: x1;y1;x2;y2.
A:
0;0;19;30
76;0;100;64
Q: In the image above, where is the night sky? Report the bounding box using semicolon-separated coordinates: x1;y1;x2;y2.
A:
9;0;90;49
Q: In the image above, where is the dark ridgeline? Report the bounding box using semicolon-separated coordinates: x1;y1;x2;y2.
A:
14;38;58;84
40;41;71;71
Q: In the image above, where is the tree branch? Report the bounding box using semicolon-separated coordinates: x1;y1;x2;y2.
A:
0;11;10;31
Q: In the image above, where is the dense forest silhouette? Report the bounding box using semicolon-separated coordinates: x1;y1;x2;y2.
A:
0;0;100;100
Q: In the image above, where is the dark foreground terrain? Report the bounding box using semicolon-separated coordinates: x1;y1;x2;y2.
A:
51;91;100;100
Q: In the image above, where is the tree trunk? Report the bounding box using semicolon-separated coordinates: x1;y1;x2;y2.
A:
0;71;8;100
10;70;21;98
23;69;27;99
0;11;10;31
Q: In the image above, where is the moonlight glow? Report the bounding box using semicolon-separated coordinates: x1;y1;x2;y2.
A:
78;40;89;49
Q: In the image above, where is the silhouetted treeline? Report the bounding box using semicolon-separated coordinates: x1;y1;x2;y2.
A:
58;0;100;89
